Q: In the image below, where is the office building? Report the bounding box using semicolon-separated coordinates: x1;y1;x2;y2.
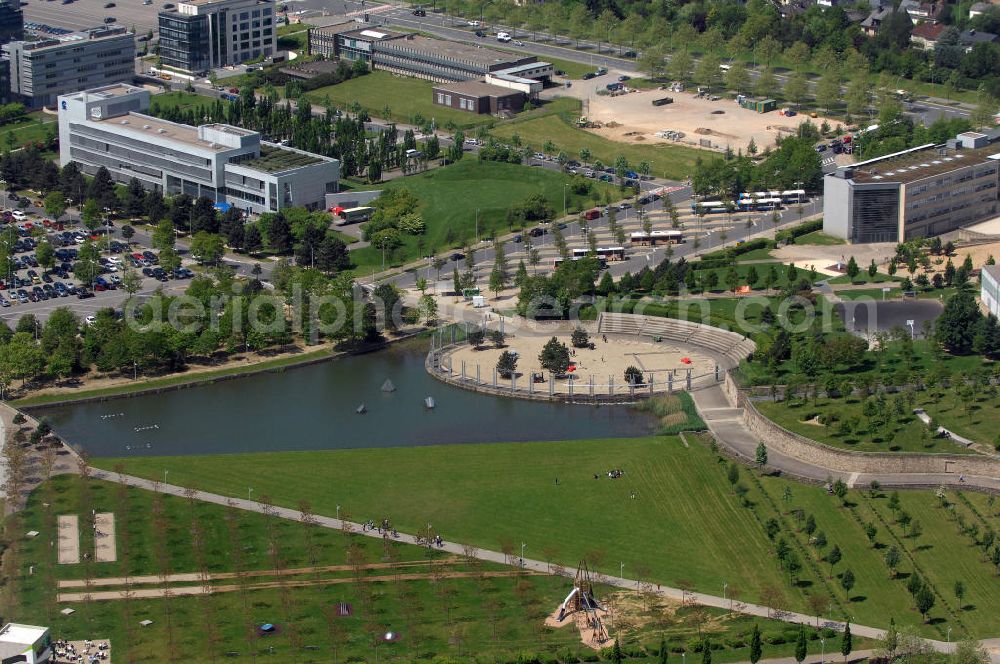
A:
432;80;525;114
823;131;1000;243
158;0;276;74
983;264;1000;317
59;84;339;214
2;26;134;108
0;623;51;663
0;0;22;47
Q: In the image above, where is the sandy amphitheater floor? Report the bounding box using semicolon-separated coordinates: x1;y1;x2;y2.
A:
57;515;79;565
94;513;117;563
445;333;715;393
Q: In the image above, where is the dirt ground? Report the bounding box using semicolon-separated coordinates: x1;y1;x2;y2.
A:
93;513;116;563
579;88;840;152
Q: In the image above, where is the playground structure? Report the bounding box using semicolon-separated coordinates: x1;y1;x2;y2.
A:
548;561;611;647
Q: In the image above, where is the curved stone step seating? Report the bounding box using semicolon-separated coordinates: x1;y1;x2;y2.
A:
598;313;756;368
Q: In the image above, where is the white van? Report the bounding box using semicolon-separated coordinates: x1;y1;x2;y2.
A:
11;210;26;221
497;32;511;42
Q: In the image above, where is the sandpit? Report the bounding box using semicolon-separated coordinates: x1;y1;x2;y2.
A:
57;515;80;565
94;513;117;563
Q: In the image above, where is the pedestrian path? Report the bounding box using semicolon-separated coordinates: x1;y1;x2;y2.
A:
86;466;982;658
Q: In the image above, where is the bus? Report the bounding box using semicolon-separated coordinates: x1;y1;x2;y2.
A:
737;197;783;212
554;255;608;269
780;189;806;204
691;200;728;214
630;230;683;246
572;247;625;261
334;206;374;225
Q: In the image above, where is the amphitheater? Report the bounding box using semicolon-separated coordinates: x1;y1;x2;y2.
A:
427;313;756;402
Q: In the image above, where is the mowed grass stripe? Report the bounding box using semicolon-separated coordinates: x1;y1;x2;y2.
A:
98;437;798;608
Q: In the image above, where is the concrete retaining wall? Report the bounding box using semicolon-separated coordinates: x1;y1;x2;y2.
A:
727;375;1000;477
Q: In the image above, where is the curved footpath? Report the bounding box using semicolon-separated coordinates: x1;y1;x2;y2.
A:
87;467;999;660
691;384;1000;493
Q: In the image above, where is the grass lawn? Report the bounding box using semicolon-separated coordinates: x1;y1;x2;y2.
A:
348;160;613;269
738;337;986;388
276;23;311;51
733;248;777;261
827;271;899;285
91;433;996;638
756;397;978;455
918;384;1000;449
306;70;487;129
794;231;845;246
490;114;705;181
834;288;899;301
545;56;595;80
0;112;56;150
7;473;878;662
148;91;220;114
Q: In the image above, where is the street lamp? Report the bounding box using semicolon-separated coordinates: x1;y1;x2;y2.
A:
620;561;624;579
723;581;728;605
163;469;168;486
521;542;526;566
248;487;253;502
947;627;952;643
563;183;569;218
336;504;341;520
820;638;825;664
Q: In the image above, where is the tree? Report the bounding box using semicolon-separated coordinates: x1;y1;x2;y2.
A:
81;198;102;232
936;290;983;354
953;640;990;664
726;61;750;94
538;336;571;375
659;639;669;664
612;640;624;664
44;191;66;222
795;627;808;664
884;545;901;578
915;586;935;621
841;622;852;660
954;579;966;610
755;441;768;470
121;224;135;244
571;327;589;348
190;231;225;265
152;219;176;251
846;256;859;281
816;68;842;113
467;327;485;349
496;350;517;379
701;640;712;664
488;265;504;299
35;240;54;271
669;50;694;83
749;624;762;664
624;365;644;385
840;569;854;600
784;71;809;108
827;544;842;576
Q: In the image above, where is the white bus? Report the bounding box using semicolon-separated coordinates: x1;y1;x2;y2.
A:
630;230;683;246
780;189;806;203
691;200;729;214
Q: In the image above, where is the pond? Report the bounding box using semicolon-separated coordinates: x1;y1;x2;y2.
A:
38;338;657;457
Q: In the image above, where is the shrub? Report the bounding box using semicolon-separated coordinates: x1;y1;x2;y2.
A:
686;638;705;653
725;637;747;648
557;650;581;664
764;632;787;645
670;645;687;653
12;412;25;424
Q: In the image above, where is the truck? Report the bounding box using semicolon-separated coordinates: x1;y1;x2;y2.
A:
606;82;624;92
584;208;601;220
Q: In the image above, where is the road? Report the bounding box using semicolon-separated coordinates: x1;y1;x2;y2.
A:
88;463;990;659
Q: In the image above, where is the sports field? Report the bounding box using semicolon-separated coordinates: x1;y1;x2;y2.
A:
95;434;1000;638
348;159;613;269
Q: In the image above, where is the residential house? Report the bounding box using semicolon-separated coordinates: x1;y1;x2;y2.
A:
959;28;999;50
861;6;893;36
910;22;947;49
969;1;991;17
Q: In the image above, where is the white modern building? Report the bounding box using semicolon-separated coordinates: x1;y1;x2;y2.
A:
158;0;277;74
58;84;339;214
2;26;134;108
0;623;51;663
983;264;1000;317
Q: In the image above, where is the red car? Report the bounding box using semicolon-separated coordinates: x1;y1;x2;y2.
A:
228;87;239;94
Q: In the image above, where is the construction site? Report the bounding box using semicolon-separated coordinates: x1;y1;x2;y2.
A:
561;83;839;153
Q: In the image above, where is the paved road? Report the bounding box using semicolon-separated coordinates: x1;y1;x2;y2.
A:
87;464;983;657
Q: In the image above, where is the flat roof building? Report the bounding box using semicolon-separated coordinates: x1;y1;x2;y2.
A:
59;84;339;214
307;26;552;90
2;26;134;108
159;0;276;74
432;79;526;115
0;623;51;663
823;131;1000;243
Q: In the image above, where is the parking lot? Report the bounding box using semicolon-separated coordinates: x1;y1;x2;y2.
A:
23;0;164;36
0;196;198;325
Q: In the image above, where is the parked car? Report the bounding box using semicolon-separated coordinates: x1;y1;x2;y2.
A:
411;8;425;15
